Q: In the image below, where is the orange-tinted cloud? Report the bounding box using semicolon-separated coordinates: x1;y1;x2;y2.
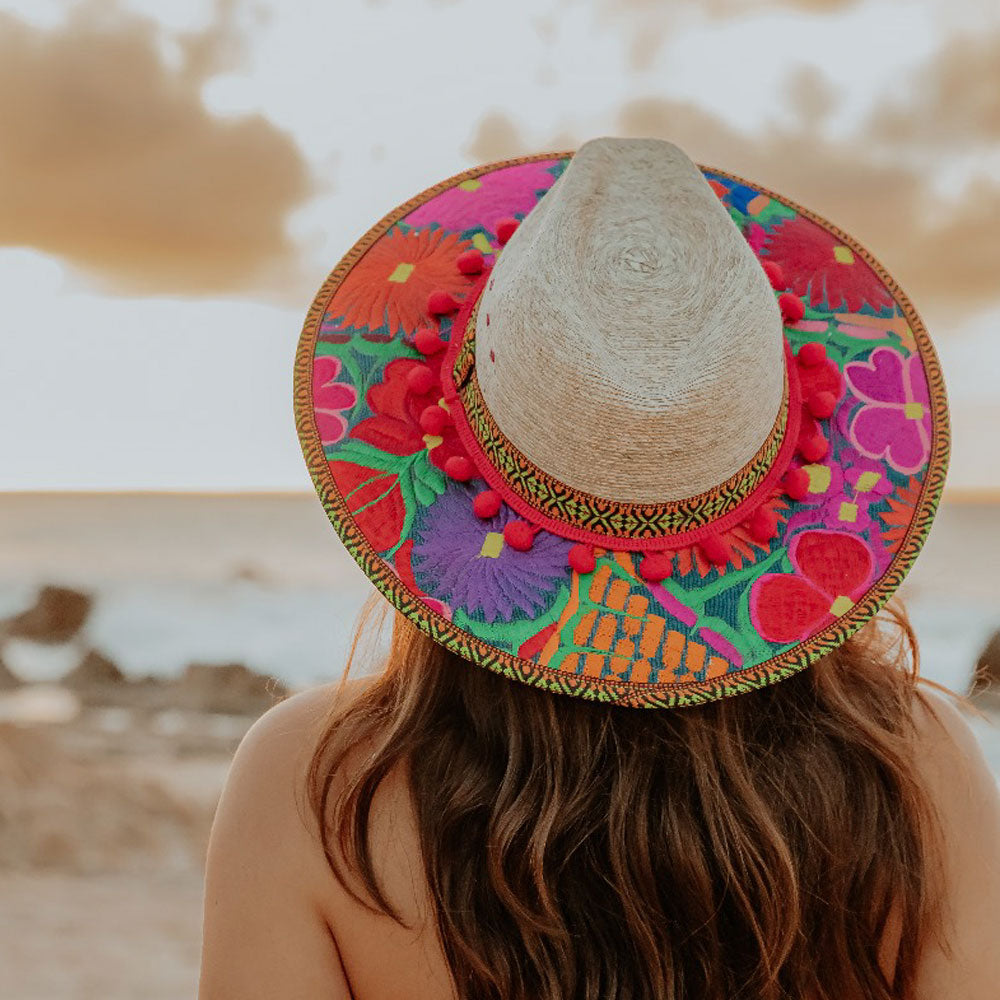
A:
599;0;862;71
0;1;315;297
866;34;1000;147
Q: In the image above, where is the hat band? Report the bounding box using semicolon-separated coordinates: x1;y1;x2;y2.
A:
444;279;794;544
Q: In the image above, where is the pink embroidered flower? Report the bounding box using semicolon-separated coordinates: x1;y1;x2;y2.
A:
404;161;560;234
313;356;357;445
844;347;931;475
750;530;874;644
763;215;894;313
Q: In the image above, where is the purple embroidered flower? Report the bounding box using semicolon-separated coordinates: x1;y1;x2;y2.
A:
404;161;560;235
313;355;357;445
411;488;571;623
783;458;845;534
841;449;894;499
844;347;932;475
818;491;874;534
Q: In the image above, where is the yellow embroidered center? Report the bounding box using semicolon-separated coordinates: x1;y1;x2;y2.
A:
838;501;859;523
458;178;482;192
388;262;415;283
855;470;881;491
480;532;504;558
829;595;854;616
471;232;492;253
802;463;831;493
904;402;924;420
833;245;855;264
422;434;443;450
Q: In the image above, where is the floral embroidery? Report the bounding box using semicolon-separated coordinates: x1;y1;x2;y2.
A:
404;161;559;235
411;487;571;623
764;216;894;313
327;227;472;335
329;460;408;553
845;347;932;475
312;356;357;445
750;530;875;644
351;358;464;472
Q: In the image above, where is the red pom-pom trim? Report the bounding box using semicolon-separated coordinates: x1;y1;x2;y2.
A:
444;455;474;481
496;217;519;244
406;364;436;395
778;292;805;324
747;507;778;544
639;552;673;582
797;342;827;368
761;260;785;290
427;290;459;315
699;534;729;567
414;328;445;355
456;249;484;275
807;390;837;419
504;520;535;551
568;544;596;574
798;432;829;463
782;467;810;501
472;490;501;519
419;404;448;436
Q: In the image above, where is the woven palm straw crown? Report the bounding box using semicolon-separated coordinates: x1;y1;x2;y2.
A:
295;137;949;708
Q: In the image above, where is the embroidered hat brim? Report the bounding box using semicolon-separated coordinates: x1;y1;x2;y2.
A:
294;152;949;708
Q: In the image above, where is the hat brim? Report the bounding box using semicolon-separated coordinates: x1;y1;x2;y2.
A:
294;153;948;708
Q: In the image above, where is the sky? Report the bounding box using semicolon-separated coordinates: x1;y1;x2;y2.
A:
0;0;998;492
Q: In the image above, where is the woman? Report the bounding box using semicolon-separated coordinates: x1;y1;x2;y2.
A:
200;139;1000;999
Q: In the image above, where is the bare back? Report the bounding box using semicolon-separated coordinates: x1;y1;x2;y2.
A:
199;678;1000;999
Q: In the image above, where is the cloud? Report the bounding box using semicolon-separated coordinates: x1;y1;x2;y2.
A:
866;33;1000;148
597;0;862;71
0;0;316;297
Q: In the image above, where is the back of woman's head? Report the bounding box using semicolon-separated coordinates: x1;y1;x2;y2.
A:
309;602;944;1000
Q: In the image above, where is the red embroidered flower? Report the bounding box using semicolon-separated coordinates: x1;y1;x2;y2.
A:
351;357;464;471
312;355;357;445
763;216;894;313
327;228;472;335
749;530;874;644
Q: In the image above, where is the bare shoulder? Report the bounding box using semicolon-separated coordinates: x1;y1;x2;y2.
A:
909;686;1000;997
226;675;377;808
199;674;379;999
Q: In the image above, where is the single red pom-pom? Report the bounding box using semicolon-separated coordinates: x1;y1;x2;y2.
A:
782;467;810;501
761;260;785;290
700;534;729;567
504;520;535;552
639;552;673;582
472;490;502;519
419;404;448;435
427;290;459;315
797;341;827;367
778;292;805;324
798;432;829;463
747;506;778;544
414;327;445;355
406;364;436;395
807;390;837;419
496;217;519;244
444;455;475;481
455;249;484;275
568;544;596;574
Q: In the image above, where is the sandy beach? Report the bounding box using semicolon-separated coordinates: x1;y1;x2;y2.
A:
0;492;997;999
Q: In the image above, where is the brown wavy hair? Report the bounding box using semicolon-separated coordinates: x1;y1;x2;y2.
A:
308;601;946;1000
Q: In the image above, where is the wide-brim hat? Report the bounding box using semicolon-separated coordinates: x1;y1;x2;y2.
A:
294;138;948;708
